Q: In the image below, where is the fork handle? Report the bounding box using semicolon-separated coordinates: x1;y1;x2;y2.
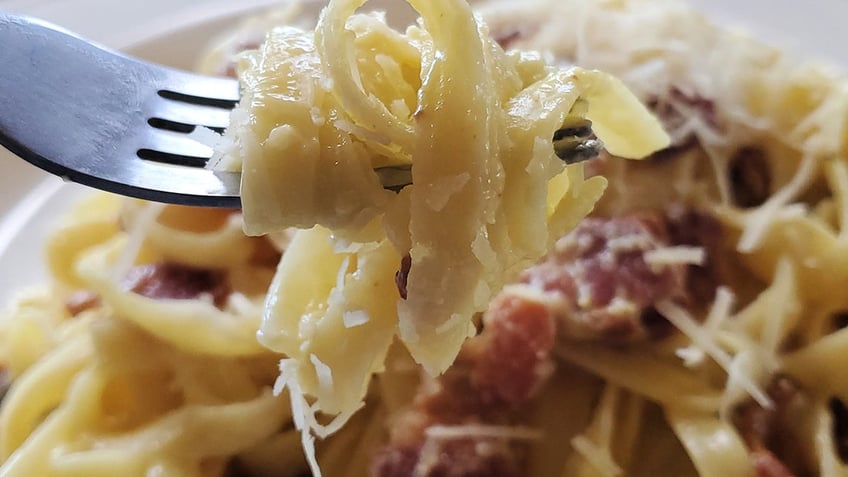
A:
0;14;243;207
0;14;148;180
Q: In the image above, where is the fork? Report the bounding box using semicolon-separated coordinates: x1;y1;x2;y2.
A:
0;13;600;209
0;13;431;208
0;13;250;207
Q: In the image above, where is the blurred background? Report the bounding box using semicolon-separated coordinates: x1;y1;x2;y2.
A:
1;0;847;71
0;0;286;49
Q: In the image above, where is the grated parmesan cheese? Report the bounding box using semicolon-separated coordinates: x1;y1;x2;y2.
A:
738;153;818;252
342;310;370;328
720;349;770;420
274;359;322;477
187;125;222;151
332;118;392;147
111;202;165;282
675;346;706;368
704;286;735;330
643;245;705;269
657;300;772;409
424;424;542;441
310;354;335;398
225;292;262;316
274;358;364;477
676;286;734;367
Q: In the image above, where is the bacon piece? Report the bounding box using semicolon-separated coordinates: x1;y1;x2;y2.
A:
665;205;726;307
733;376;807;476
372;444;419;477
487;16;545;51
417;291;558;422
729;147;771;209
123;263;230;308
470;293;556;405
374;215;694;474
412;297;557;427
751;450;796;477
396;255;412;300
832;311;848;330
222;458;264;477
65;290;101;316
373;277;558;476
583;150;611;179
0;368;9;404
373;437;520;477
521;215;688;341
250;236;284;268
647;87;720;150
667;87;719;129
830;398;848;463
492;29;524;49
640;87;720;166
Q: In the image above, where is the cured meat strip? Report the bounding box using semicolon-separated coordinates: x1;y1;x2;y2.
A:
733;376;807;477
665;205;725;307
751;450;796;477
521;214;689;340
373;438;520;477
830;398;848;463
123;262;230;308
375;214;701;476
646;87;720;151
372;286;556;477
65;290;101;316
728;146;771;209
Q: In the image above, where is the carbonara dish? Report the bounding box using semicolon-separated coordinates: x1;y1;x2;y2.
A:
1;0;846;476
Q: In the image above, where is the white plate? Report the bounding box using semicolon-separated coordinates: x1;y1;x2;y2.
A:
0;0;847;305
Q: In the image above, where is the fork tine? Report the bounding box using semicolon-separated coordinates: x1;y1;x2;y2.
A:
159;71;241;104
0;13;243;207
139;129;215;163
149;99;232;131
115;159;241;207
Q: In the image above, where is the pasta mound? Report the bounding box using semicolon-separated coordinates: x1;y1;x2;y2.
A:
11;0;848;476
217;2;666;469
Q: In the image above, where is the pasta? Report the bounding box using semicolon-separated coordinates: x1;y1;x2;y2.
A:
217;0;665;468
2;0;848;476
0;199;298;476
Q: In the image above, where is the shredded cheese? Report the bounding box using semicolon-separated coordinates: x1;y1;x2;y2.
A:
656;300;772;409
676;286;735;367
738;153;818;252
342;310;370;328
310;354;335;398
643;245;705;268
274;358;366;477
274;359;321;477
704;286;735;330
110;202;165;281
424;424;542;441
